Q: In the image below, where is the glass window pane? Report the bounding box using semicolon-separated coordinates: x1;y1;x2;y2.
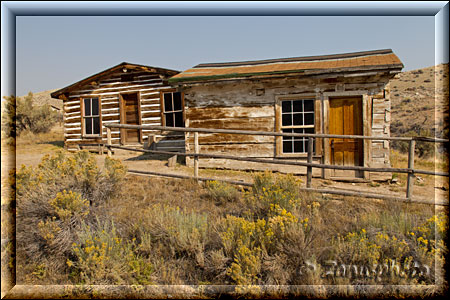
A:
173;92;182;111
282;114;292;126
92;98;99;115
304;127;314;134
294;140;304;153
164;93;172;112
304;100;314;112
93;117;100;134
304;113;314;125
281;101;291;113
85;117;92;134
293;113;303;125
84;98;91;116
283;141;293;153
175;111;184;127
292;128;303;141
165;113;174;127
293;100;302;112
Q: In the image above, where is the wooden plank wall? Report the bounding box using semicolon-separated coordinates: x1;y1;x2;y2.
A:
183;73;394;175
63;70;180;151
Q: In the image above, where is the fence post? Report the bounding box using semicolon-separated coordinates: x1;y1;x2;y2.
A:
307;137;313;188
406;139;416;201
194;131;199;180
107;127;112;157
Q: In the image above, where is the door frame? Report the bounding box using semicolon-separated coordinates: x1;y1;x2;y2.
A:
322;91;371;180
119;91;142;145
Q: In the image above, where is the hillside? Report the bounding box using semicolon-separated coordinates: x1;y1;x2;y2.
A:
390;63;449;140
21;89;63;110
2;90;62;113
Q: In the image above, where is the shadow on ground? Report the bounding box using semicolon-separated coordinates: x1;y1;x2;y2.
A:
123;153;186;165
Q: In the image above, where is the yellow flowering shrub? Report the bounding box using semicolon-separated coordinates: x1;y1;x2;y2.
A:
330;224;444;284
38;217;61;243
409;213;447;272
205;180;241;204
69;220;153;285
221;215;272;256
268;204;298;235
334;229;381;266
104;156;127;183
16;150;127;207
49;190;89;221
246;172;302;218
227;243;261;285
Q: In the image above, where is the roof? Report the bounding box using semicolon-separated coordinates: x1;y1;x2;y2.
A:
51;62;179;99
169;49;403;84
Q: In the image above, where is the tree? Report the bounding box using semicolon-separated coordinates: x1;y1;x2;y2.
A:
2;92;58;138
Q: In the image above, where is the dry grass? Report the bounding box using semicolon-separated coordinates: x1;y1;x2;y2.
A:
14;150;447;291
15;125;64;154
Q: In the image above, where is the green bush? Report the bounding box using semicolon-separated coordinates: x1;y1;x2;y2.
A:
391;129;436;158
2;92;58;138
132;203;209;260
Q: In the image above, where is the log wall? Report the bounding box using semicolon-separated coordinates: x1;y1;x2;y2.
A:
62;70;182;151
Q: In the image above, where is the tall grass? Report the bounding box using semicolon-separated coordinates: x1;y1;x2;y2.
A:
15;154;447;290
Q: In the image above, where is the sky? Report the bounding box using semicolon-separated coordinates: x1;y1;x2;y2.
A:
16;16;439;96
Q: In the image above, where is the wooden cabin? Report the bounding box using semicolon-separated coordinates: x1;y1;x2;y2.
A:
169;49;404;180
51;62;185;152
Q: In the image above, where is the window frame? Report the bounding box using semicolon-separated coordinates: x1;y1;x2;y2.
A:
275;95;320;157
80;96;102;138
160;90;185;128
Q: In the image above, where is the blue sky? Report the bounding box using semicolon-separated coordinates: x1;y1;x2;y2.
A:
16;16;438;96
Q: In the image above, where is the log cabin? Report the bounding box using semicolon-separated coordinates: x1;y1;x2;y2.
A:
169;49;404;180
51;62;185;152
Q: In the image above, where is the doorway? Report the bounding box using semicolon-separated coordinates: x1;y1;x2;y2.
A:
329;96;363;178
120;92;141;144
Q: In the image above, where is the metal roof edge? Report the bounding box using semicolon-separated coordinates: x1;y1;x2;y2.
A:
169;64;404;85
193;49;394;68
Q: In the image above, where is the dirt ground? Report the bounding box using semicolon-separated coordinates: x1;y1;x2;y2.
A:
3;130;447;207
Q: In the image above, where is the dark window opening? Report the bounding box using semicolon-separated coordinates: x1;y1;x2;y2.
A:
83;97;101;135
280;99;315;154
163;92;184;127
121;74;134;82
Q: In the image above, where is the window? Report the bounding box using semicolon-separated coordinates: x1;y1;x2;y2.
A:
162;92;184;127
82;97;101;135
280;99;315;153
121;74;134;82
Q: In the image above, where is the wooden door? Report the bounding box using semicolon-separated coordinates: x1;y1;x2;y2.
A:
329;97;363;178
120;93;141;144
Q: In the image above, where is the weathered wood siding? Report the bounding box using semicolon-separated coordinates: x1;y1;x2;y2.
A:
182;72;393;177
63;70;181;151
368;81;392;180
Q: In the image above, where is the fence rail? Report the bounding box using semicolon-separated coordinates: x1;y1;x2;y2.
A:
104;124;449;206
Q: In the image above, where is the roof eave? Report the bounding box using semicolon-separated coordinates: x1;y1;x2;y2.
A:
51;62;180;99
169;64;404;85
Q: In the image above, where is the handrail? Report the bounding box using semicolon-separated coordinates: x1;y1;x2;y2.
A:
104;124;449;143
104;124;449;205
108;145;449;177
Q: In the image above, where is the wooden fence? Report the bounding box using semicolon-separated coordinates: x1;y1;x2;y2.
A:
104;124;449;206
